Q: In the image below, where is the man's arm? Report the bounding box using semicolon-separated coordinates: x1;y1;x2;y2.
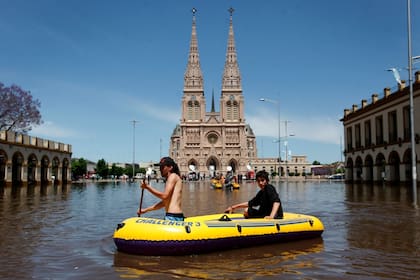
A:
142;174;176;200
265;202;280;219
137;200;165;215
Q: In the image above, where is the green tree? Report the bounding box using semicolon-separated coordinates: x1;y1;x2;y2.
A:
336;167;345;174
125;166;134;178
312;160;321;165
96;158;109;178
124;166;146;178
109;163;122;177
71;158;87;178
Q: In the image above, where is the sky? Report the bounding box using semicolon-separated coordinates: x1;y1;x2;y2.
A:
1;0;419;165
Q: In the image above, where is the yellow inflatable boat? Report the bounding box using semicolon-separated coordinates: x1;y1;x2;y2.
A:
210;179;240;189
113;212;324;255
210;178;223;189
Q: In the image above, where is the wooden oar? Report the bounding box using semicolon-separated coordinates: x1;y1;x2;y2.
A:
138;179;145;217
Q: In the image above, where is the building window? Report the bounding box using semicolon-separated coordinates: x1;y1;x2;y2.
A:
226;100;239;121
226;101;232;119
187;101;193;120
207;133;218;144
187;99;200;121
355;124;361;148
193;101;200;120
346;126;353;151
364;120;372;147
388;111;397;143
375;116;384;145
403;106;410;141
233;101;239;120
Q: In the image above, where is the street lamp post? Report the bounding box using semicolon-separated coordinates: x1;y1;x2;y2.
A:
274;132;294;180
259;98;281;177
407;0;417;207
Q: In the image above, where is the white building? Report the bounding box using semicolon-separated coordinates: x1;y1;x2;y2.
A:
341;73;420;183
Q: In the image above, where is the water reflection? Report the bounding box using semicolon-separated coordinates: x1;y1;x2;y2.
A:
345;184;414;204
114;238;324;279
1;180;420;279
343;184;420;279
345;185;420;250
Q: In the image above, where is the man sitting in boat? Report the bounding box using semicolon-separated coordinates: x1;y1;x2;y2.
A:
137;157;185;221
224;170;283;219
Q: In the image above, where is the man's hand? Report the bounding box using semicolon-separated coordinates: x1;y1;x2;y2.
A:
141;179;148;190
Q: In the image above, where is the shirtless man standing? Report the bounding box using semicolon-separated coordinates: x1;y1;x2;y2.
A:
137;157;184;221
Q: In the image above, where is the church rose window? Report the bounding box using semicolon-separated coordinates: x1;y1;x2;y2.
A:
208;133;218;144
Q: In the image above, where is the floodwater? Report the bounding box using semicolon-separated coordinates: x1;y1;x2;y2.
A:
0;179;419;279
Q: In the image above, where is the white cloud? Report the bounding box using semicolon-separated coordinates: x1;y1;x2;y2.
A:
31;121;80;139
123;94;180;124
247;111;342;145
137;102;180;124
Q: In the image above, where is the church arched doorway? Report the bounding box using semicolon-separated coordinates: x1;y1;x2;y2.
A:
206;157;220;178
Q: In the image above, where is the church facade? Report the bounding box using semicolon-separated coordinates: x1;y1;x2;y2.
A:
169;9;258;178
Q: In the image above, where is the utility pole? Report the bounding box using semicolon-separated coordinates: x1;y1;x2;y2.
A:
284;120;291;180
160;138;162;159
131;120;139;181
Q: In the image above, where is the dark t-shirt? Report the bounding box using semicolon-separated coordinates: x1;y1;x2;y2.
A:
248;184;283;218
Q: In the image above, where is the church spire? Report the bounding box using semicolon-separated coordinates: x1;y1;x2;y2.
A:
184;7;204;92
222;7;242;91
211;88;215;112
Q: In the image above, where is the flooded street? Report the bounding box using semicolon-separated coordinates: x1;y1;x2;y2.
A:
0;180;419;279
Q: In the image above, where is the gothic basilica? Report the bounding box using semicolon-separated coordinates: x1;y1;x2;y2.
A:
169;9;258;178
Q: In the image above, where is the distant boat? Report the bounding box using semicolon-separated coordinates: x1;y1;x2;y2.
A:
327;173;345;180
211;178;223;189
224;181;240;190
211;178;240;190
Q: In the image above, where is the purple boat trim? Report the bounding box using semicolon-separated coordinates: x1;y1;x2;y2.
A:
114;230;323;256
